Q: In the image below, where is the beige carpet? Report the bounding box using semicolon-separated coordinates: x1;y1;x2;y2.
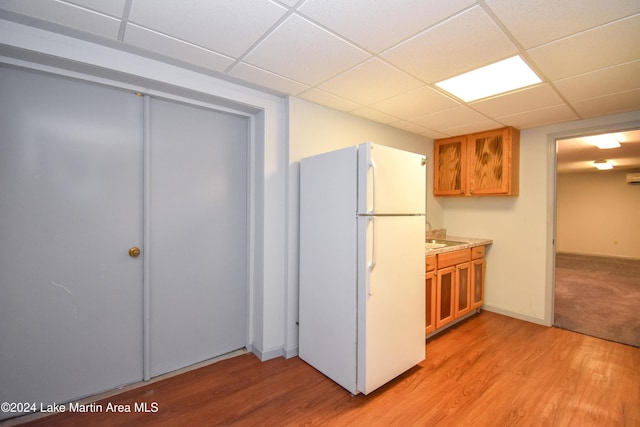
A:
554;252;640;347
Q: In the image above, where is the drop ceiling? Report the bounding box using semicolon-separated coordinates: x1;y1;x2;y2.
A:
1;0;639;142
557;129;640;173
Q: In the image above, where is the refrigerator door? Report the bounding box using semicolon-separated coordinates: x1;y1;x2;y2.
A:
357;214;425;394
356;142;426;394
299;145;359;394
358;142;426;215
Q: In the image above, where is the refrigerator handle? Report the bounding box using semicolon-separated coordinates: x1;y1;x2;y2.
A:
366;157;377;295
368;158;376;214
367;216;376;295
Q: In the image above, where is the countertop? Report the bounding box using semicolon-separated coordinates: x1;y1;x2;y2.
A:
425;236;493;256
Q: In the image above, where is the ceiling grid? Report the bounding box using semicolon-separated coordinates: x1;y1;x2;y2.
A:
1;0;639;167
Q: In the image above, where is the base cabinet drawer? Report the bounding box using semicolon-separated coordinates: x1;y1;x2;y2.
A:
471;245;484;260
438;248;470;269
426;255;437;272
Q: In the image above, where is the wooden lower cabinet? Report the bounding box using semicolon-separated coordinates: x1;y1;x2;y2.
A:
453;261;471;319
436;265;455;329
471;258;485;309
425;271;436;334
425;254;437;334
429;246;486;334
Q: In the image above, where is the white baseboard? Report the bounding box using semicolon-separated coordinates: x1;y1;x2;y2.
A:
481;305;550;326
248;343;285;361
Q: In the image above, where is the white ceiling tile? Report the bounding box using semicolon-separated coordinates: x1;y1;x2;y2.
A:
128;0;287;57
381;6;518;83
496;104;579;129
2;0;640;142
276;0;299;6
349;107;398;124
65;0;127;17
411;105;495;131
0;0;121;38
439;119;504;136
485;0;640;49
528;14;640;81
243;14;369;85
228;62;310;95
570;89;640;119
554;60;640;102
369;86;460;120
298;89;362;112
317;59;423;105
124;24;235;72
299;0;475;53
470;84;564;117
390;121;448;139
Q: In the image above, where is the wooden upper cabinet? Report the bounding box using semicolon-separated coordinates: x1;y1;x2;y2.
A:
433;136;467;196
468;127;519;196
434;127;520;197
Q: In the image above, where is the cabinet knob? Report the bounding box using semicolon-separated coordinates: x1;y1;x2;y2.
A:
128;247;141;258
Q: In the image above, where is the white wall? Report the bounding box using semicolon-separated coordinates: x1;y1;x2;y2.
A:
286;96;437;356
557;169;640;258
442;110;640;326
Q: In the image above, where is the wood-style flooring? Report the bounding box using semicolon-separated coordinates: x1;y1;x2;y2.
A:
10;312;640;426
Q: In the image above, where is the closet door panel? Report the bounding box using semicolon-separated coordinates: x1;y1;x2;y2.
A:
148;97;248;377
0;66;144;418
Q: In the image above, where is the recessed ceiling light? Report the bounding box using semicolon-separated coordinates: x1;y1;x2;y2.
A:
593;160;613;170
584;134;621;149
435;56;542;102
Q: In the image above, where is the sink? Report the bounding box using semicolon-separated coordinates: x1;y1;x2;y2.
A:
425;239;466;251
425;242;447;250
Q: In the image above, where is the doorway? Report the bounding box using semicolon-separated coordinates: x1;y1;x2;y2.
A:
554;129;640;347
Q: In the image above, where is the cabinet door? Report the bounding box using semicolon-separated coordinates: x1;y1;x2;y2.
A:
436;266;455;328
471;258;486;309
425;271;436;334
468;128;518;195
454;262;471;318
434;136;466;196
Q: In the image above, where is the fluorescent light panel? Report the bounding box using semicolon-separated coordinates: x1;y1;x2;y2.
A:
435;56;542;102
584;134;621;149
593;160;613;170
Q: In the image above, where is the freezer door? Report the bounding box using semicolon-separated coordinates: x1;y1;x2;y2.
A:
357;215;426;394
358;142;426;215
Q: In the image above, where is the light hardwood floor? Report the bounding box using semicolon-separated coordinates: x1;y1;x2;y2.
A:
10;312;640;426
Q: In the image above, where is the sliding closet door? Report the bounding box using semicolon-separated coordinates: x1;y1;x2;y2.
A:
0;66;144;417
148;97;248;377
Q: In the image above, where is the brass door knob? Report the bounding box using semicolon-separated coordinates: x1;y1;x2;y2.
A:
128;247;141;258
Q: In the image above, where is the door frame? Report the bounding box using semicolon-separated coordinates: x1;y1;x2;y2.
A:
545;119;640;327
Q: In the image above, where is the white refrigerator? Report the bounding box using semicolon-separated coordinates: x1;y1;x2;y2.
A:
299;142;426;395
